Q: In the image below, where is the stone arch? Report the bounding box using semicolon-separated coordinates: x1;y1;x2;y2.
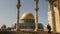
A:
46;0;60;33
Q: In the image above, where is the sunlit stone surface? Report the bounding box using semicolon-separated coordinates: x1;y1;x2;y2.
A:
47;0;60;33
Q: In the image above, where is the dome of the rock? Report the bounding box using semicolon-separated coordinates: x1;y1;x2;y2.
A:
21;12;34;19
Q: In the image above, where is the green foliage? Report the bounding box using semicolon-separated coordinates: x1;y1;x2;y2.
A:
1;24;6;30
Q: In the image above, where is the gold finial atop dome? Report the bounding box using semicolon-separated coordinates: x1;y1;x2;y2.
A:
20;12;34;19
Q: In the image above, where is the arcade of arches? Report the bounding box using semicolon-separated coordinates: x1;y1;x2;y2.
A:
16;0;60;33
46;0;60;33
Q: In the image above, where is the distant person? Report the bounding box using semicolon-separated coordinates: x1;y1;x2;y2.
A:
47;24;51;34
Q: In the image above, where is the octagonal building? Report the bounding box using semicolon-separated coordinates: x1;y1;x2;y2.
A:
20;12;35;31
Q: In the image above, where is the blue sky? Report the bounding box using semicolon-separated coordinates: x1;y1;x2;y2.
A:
0;0;48;27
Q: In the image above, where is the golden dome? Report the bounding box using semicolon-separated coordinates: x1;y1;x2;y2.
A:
21;12;34;19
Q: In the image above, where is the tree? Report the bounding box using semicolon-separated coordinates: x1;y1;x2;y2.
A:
1;24;6;31
7;27;11;30
38;23;44;31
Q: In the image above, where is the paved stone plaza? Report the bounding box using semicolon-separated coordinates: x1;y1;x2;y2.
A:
0;31;60;34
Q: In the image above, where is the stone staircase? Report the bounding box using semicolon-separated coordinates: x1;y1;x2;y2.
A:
0;31;60;34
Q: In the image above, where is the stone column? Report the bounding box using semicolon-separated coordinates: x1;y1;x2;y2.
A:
55;0;60;33
16;0;21;31
34;0;39;32
47;0;56;32
47;1;53;31
51;2;56;32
